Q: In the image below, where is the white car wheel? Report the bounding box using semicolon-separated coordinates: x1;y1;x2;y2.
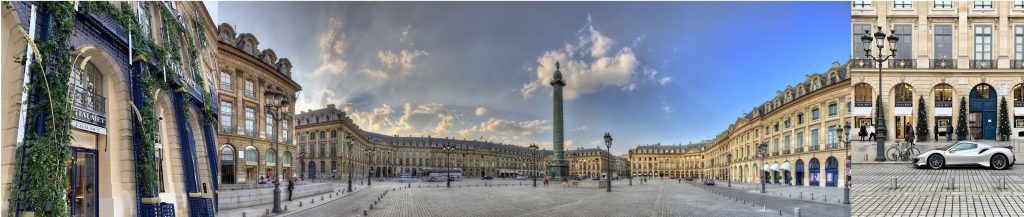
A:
927;154;944;169
991;154;1008;170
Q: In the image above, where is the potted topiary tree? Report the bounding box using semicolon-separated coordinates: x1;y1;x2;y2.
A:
998;96;1011;141
916;96;929;142
955;96;969;141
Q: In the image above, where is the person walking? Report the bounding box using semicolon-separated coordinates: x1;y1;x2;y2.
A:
867;124;876;140
859;125;868;141
909;122;917;145
287;178;295;201
946;124;953;141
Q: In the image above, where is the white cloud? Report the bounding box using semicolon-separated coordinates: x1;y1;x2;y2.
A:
658;77;672;86
521;23;639;100
456;118;551;145
313;17;349;75
295;88;342;113
399;25;411;44
475;107;487;116
364;49;428;79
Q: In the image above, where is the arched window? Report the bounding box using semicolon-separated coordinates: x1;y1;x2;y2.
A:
245;146;259;166
1014;84;1023;103
283;151;292;167
894;83;914;104
854;83;873;105
934;84;954;106
72;62;105;115
266;149;277;166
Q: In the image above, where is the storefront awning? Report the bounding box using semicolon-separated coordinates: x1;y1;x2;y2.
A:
894;107;913;116
852;107;872;116
935;107;953;117
1015;107;1024;116
780;162;791;171
770;163;779;171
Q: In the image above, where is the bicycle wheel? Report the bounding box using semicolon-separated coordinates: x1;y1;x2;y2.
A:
886;147;900;161
906;147;920;158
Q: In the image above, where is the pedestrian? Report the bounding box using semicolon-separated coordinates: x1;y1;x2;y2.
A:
933;124;939;141
867;124;876;140
859;125;867;141
946;124;954;141
904;123;914;144
287;178;295;201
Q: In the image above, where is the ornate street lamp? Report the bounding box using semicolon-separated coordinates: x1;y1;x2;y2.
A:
530;144;539;187
604;132;613;192
758;143;768;193
443;143;455;187
298;150;306;181
346;134;354;192
365;147;377;186
727;153;732;187
840;123;852;205
263;87;290;213
861;26;899;162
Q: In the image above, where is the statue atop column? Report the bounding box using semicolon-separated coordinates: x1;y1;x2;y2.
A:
547;61;569;181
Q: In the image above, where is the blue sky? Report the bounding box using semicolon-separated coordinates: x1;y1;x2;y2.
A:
216;2;850;155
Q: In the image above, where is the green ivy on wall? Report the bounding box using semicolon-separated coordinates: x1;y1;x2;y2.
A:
7;2;215;216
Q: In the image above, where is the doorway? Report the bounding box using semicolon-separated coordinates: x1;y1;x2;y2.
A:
69;148;98;217
970;84;997;140
895;116;913;140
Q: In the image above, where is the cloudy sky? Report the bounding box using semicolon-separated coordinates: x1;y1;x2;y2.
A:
216;2;850;155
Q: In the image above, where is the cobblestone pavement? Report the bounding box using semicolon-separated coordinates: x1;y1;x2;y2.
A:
852;163;1024;216
852;140;1024;164
291;179;785;217
218;181;374;217
725;182;847;205
694;181;849;217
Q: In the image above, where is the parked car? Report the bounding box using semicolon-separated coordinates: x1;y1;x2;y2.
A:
482;176;494;180
914;141;1015;170
703;179;715;185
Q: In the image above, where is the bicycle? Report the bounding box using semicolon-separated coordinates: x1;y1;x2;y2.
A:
885;141;920;161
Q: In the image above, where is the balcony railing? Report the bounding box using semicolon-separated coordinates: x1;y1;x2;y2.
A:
970;60;996;69
850;58;875;69
888;59;915;69
810;145;820;151
783;150;791;155
935;100;953;107
930;59;956;69
71;84;106;116
1012;60;1024;69
796;147;804;153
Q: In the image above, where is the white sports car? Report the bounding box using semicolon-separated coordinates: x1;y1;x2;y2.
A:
913;141;1015;170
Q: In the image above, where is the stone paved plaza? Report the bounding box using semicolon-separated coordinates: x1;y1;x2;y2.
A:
852;163;1024;216
279;179;831;217
726;182;847;205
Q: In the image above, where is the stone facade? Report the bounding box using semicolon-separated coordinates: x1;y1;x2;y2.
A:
2;2;220;216
629;62;852;189
851;1;1024;141
214;23;302;185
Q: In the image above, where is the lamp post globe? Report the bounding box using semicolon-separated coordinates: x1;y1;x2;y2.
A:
862;26;898;162
603;132;612;192
263;87;289;213
842;123;852;205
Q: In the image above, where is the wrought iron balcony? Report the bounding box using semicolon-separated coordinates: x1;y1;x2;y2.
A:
783;150;791;155
935;100;953;107
810;145;820;151
970;60;996;69
1012;60;1024;69
930;59;956;69
71;84;106;116
850;58;875;69
888;59;915;69
796;148;804;153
